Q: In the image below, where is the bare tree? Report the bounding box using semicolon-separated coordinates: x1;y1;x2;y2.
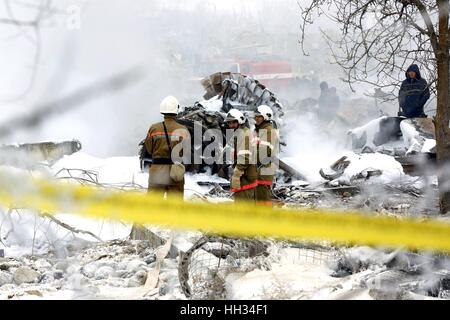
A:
299;0;450;214
0;0;56;101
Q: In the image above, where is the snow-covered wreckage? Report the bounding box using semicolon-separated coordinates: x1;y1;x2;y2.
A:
347;116;437;175
139;72;304;181
0;73;449;300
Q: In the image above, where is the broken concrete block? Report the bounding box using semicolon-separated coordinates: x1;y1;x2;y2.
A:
81;262;97;278
94;266;115;280
54;260;70;272
127;270;147;287
13;266;41;285
35;259;52;270
0;260;21;271
348;116;403;151
0;271;13;286
40;271;55;283
66;274;90;290
126;259;147;273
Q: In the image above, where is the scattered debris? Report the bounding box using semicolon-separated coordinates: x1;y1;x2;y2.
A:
0;271;13;286
353;168;383;180
178;236;269;299
348;116;403;151
400;118;436;155
13;266;41;285
279;160;308;182
384;184;423;198
139;72;300;181
347;116;437;175
0;105;445;300
273;185;324;204
205;184;232;199
0;140;82;168
320;156;351;181
199;72;283;120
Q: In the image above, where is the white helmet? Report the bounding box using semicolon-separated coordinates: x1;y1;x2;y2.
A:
226;109;246;125
255;105;273;121
160;96;180;114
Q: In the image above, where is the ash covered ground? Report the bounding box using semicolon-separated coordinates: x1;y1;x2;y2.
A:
0;147;449;300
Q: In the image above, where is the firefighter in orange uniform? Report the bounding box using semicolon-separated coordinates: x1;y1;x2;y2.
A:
254;105;278;206
144;96;189;199
225;109;257;202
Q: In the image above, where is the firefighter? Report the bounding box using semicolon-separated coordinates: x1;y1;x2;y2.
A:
226;109;257;202
144;95;189;199
254;105;279;206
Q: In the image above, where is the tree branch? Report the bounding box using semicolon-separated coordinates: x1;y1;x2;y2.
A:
413;0;439;54
0;18;37;26
40;212;104;242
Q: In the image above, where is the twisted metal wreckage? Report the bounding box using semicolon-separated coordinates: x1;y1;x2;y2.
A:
139;72;305;182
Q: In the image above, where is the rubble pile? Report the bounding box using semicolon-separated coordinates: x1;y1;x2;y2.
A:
178;236;270;299
1;227;449;300
0;140;82;168
0;70;447;300
348;116;437;175
139;72;293;177
200;72;284;121
331;247;450;299
0;238;185;300
272;177;438;215
273;185;323;205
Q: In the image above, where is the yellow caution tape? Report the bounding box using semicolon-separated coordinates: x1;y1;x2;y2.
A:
0;170;450;252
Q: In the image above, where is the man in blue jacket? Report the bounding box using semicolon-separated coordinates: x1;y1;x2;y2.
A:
398;64;430;118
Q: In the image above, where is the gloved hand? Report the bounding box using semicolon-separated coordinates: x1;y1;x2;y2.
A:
231;168;244;190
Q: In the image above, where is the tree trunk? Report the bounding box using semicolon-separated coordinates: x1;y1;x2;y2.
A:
436;0;450;214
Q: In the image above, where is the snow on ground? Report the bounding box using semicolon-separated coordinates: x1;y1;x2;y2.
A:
0;209;131;258
337;152;404;183
225;246;346;300
0;152;229;260
1;152;145;257
226;262;374;300
197;96;223;112
0;151;446;300
283;151;405;183
349;116;388;150
52;151;230;200
52;152;148;187
1;237;445;300
400;120;436;154
184;172;230;201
